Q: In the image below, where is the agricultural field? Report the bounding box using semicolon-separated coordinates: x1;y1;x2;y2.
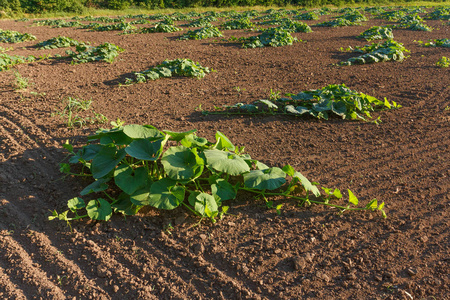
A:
0;5;449;299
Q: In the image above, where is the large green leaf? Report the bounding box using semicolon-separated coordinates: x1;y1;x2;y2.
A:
293;171;321;197
130;185;151;206
180;134;208;147
91;146;126;179
244;167;286;190
161;146;204;180
80;177;110;195
125;139;163;161
123;124;164;140
204;149;249;176
148;178;185;210
114;165;150;195
86;198;112;221
211;178;237;201
215;131;235;151
331;100;347;117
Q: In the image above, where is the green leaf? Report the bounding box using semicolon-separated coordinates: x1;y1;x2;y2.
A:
91;146;126;179
204;149;250;176
67;197;85;212
188;192;218;217
111;193;142;215
348;189;359;206
293;172;321;197
366;198;378;209
125;139;163;161
211;178;237;201
163;129;197;142
86;198;112;221
282;164;295;176
123;124;163;140
215;131;235;151
130;185;151;206
148;178;185;210
80;177;110;195
244;167;286;190
114;165;149;195
161;146;204;180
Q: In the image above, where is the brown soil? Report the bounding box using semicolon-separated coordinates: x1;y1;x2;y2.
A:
0;11;449;300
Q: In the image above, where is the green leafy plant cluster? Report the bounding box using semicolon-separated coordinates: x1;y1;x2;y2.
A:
277;19;312;33
358;26;393;41
340;40;409;66
257;16;289;26
394;15;432;31
315;18;358;27
50;123;386;224
52;97;108;128
33;19;82;28
293;11;318;20
425;7;450;20
0;29;36;43
90;22;137;33
374;10;406;21
339;10;368;22
181;17;214;28
36;36;87;50
124;58;210;84
212;84;400;121
0;53;35;71
179;25;223;40
242;28;298;48
140;24;182;33
436;56;449;68
72;16;124;23
66;43;124;64
221;17;255;30
416;38;450;48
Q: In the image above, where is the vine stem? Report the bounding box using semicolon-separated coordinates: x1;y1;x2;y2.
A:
240;187;368;212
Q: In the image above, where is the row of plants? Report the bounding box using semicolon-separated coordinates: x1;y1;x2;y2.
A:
66;43;125;64
0;29;35;43
50;122;386;225
208;84;400;122
124;58;211;84
0;53;35;71
36;36;87;50
340;40;409;66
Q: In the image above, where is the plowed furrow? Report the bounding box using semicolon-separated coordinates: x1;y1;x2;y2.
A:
0;264;27;300
110;223;256;299
0;228;66;299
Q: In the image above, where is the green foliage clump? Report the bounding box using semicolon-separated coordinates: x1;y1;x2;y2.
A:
181;17;213;28
425;7;450;20
374;10;406;21
0;53;35;71
277;19;312;33
66;43;124;64
125;58;210;84
293;11;318;20
0;29;36;43
316;18;357;27
215;84;400;121
340;40;409;66
179;25;223;40
436;57;449;68
51;122;386;224
140;24;182;33
417;38;450;48
90;22;137;33
358;26;393;41
242;28;297;48
221;17;255;30
395;15;432;31
339;10;367;22
36;36;86;50
33;19;82;28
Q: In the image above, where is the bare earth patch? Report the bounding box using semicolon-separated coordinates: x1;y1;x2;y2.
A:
0;12;449;299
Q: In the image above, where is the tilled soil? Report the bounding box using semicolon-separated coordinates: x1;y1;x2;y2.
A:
0;11;449;300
